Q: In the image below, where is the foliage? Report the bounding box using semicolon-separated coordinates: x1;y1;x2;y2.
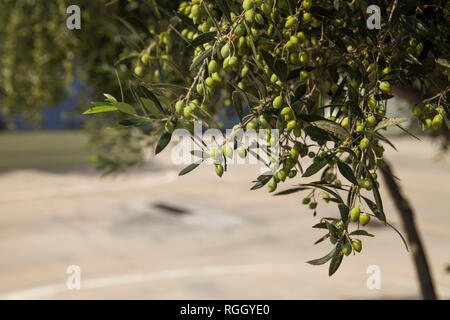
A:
94;0;449;274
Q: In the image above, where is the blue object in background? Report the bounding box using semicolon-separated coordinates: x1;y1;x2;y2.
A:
2;80;90;130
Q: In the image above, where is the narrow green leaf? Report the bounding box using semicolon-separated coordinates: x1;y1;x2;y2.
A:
307;247;336;265
274;59;288;82
312;120;351;137
250;175;272;190
189;31;216;48
349;230;375;237
112;102;136;115
337;160;358;185
179;162;201;176
231;91;244;121
119;118;150;127
314;234;330;245
328;251;343;276
139;86;166;115
274;187;309;196
83;105;118;114
338;203;349;222
374;117;408;131
155;132;172;155
190;47;213;70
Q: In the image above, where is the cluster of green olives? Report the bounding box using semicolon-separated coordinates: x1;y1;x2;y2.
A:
413;103;445;131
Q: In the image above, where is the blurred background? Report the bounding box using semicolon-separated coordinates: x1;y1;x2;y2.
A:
0;0;449;299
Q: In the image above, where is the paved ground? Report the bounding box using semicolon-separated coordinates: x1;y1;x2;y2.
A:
0;136;449;299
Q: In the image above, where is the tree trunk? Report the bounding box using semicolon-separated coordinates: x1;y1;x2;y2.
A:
380;159;438;300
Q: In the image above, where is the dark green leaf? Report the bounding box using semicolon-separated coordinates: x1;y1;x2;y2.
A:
232;91;244;121
250;175;272;190
338;203;349;222
312;120;350;137
274;59;288;82
190;47;213;70
274;187;309;196
307;247;336;265
119;118;150;127
314;234;330;245
189;31;217;48
179;162;201;176
349;230;375;237
155;132;172;155
328;251;343;276
337;160;358;185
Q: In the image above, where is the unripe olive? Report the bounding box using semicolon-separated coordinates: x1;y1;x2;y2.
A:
245;9;255;23
221;43;230;58
208;60;218;73
241;66;249;78
360;137;370;150
300;71;309;81
366;115;377;127
350;207;361;222
175;100;184;114
237;146;247;158
242;0;253;10
379;81;391;94
255;13;264;25
183;105;193;118
309;202;317;210
228;56;239;68
359;213;370;226
224;145;233;158
342;243;352;256
141;53;149;64
246;119;258;131
290;147;300;160
191;4;200;18
322;193;330;202
285;16;296;29
273;96;283;109
267;179;277;192
165;121;175;133
352;239;362;253
134;66;143;76
303;12;312;23
286;120;297;131
412;105;422;118
299;52;309;64
270;73;278;83
368;97;377;110
302;197;311;205
205;77;215;88
302;0;312;10
341;117;349;128
432;114;443;130
215;164;224;177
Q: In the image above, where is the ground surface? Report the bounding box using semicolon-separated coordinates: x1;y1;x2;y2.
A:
0;133;449;299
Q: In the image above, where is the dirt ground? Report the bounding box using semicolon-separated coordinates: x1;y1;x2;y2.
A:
0;136;449;299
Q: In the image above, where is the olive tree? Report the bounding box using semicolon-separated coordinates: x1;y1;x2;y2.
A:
85;0;447;296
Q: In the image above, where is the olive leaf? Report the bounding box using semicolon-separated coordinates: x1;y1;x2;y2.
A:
374;118;408;131
155;132;172;155
337;160;358;185
179;162;201;176
328;251;343;276
311;120;351;137
307;247;337;266
190;47;213;70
